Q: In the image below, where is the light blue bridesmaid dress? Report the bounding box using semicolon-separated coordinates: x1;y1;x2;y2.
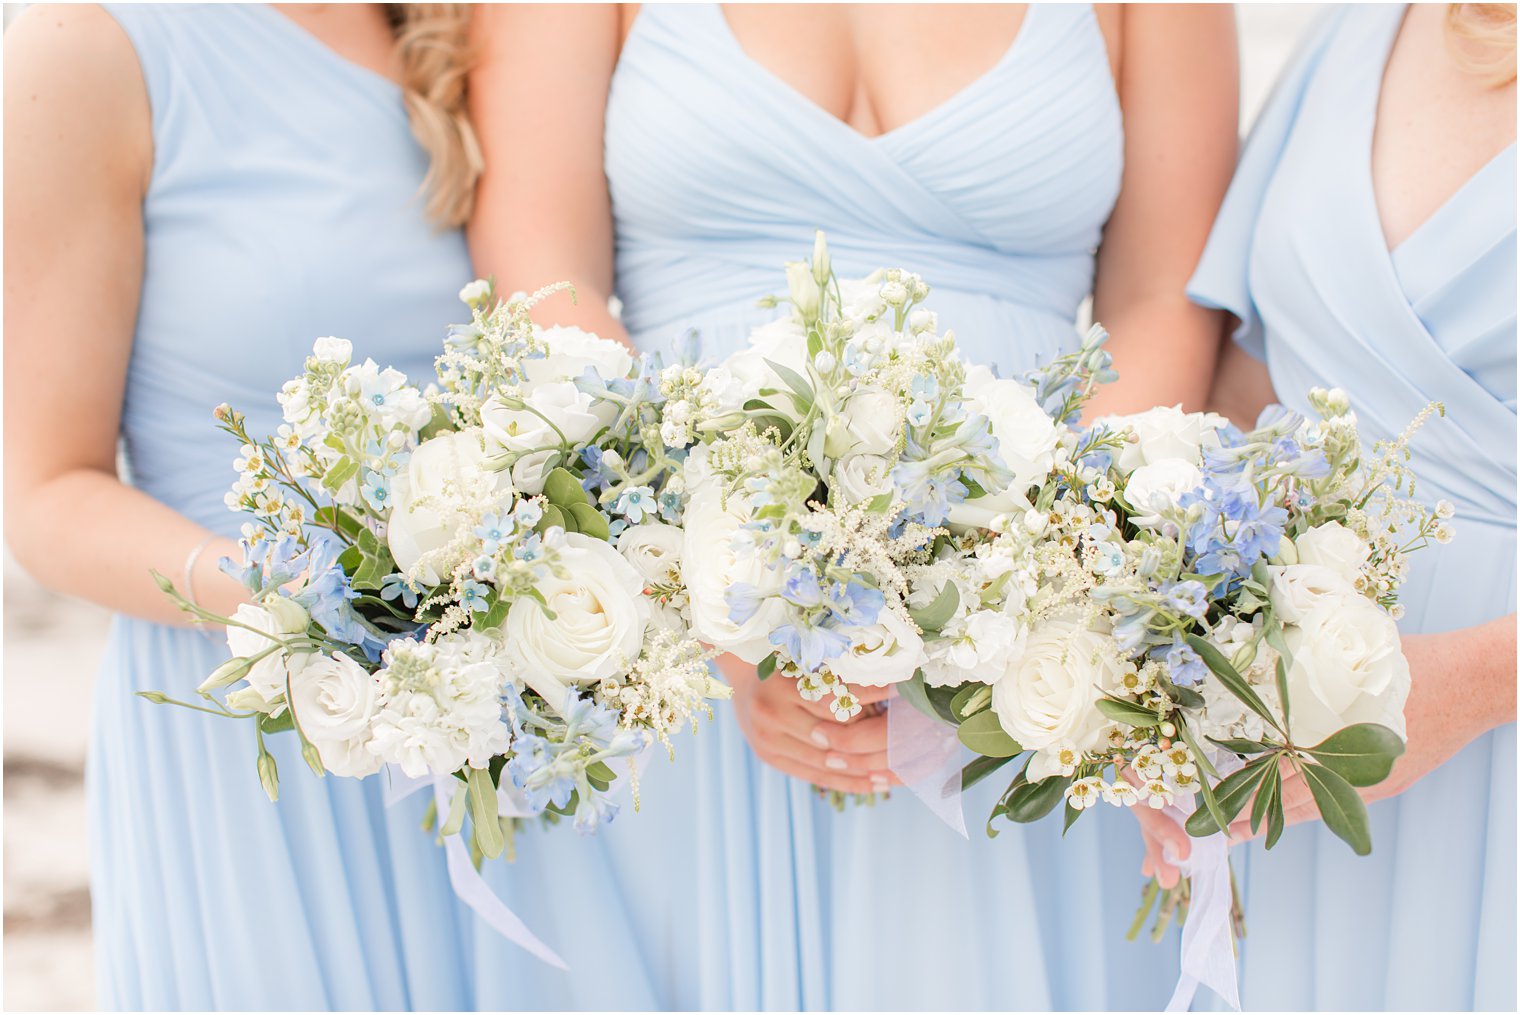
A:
604;5;1184;1008
90;6;699;1009
1188;5;1517;1009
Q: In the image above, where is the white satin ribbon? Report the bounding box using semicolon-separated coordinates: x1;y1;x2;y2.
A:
1162;800;1240;1011
383;765;569;970
886;697;969;837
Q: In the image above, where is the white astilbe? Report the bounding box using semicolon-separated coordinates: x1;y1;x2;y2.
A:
596;629;727;754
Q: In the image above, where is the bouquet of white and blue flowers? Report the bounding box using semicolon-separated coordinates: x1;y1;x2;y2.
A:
147;281;727;870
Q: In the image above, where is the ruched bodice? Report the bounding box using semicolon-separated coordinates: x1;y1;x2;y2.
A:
606;2;1122;358
115;4;470;532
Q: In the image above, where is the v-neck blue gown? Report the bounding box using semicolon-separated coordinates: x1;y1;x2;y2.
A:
602;4;1184;1008
1189;5;1516;1009
89;6;714;1009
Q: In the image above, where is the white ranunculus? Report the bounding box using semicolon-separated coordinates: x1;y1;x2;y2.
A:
1124;458;1204;530
522;325;634;390
991;614;1131;752
288;651;381;778
1281;595;1409;746
504;533;651;709
681;479;788;662
837;386;901;456
828;606;926;687
388;429;510;584
1103;404;1228;473
1268;562;1357;625
831;453;895;504
311;336;352;364
225;596;311;709
616;522;683;585
1293;521;1370;586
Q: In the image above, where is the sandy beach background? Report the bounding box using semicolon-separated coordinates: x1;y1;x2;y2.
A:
1;5;1323;1009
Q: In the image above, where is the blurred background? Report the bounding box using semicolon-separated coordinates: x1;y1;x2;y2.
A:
1;3;1323;1010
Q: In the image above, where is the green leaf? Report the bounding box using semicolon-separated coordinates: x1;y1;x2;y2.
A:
1185;756;1274;837
1095;696;1160;728
586;761;617;786
961;753;1015;792
466;766;506;860
440;780;470;838
1301;762;1372;856
536;504;567;534
1250;758;1281;835
756;653;777;681
1161;678;1206;710
314;505;364;540
1002;768;1070;824
418;404;455;442
476;597;511;631
764;358;815;405
865;492;895;514
1206;737;1271;756
321;456;360;493
567;502;610;541
1304;723;1406;787
1264;777;1287;849
543;467;590;509
259;710;295;735
908;582;960;635
956;710;1023;758
1186;633;1283;735
1063;802;1083;835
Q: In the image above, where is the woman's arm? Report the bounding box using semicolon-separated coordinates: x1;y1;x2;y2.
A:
466;3;628;340
1086;4;1239;418
1205;324;1277;427
4;5;244;625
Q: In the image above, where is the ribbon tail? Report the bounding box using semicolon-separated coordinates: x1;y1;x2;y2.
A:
1162;802;1241;1011
382;763;430;807
432;778;570;971
886;696;969;838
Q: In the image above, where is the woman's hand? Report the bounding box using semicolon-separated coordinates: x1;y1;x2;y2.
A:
723;654;900;795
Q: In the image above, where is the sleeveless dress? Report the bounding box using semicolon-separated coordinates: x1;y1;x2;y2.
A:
1188;5;1517;1009
90;6;687;1009
605;5;1184;1008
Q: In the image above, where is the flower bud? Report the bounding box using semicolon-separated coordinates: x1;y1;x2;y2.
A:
810;230;831;286
199;655;253;693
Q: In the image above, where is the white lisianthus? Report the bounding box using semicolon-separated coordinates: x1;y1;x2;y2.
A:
837;386;901;456
1292;521;1370;586
1103;404;1228;473
522;325;634;391
388;428;511;584
681;479;787;662
458;279;491;306
1124;458;1204;530
479;381;604;494
504;533;651;709
1280;595;1409;746
831;453;895;504
311;336;353;364
225;595;311;710
827;604;925;687
288;651;381;778
991;613;1131;753
1267;562;1357;624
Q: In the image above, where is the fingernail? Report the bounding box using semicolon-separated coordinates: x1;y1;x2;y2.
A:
825;756;848;771
870;775;890;791
809;729;830;749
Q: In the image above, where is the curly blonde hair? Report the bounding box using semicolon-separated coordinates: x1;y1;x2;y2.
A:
1447;3;1518;85
387;4;483;228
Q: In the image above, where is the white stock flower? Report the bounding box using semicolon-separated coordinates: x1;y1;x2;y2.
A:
680;479;787;662
1280;595;1409;747
288;651;381;778
311;336;353;364
991;613;1131;753
368;630;511;777
388;428;511;584
225;596;311;709
827;605;925;687
1103;405;1228;473
1124;458;1204;530
504;533;651;709
1292;521;1370;586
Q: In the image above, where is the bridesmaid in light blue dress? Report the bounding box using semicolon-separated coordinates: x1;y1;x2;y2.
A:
469;4;1239;1008
1185;4;1517;1009
6;5;693;1009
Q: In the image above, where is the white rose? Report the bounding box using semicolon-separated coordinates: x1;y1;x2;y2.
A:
828;606;925;687
681;480;788;662
504;533;650;709
523;325;634;390
311;336;352;364
225;596;311;709
721;318;811;421
1268;563;1357;624
481;380;606;472
288;651;381;778
616;522;683;585
1124;458;1204;530
1102;405;1228;473
831;453;895;504
991;614;1131;753
1281;595;1409;746
837;386;901;456
1293;522;1370;585
388;429;511;584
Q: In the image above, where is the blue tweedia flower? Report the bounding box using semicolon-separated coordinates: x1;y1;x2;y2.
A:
770;620;853;673
296;538;389;659
471;555;498;582
910;374;939;402
906;399;934;427
1159;637;1210;686
474;511;509;553
379;572;420;610
514;533;546;565
614;486;658;523
1164;580;1209;619
658;490;683;524
359;471;392;513
1108;598;1157;657
460;580;491;613
513;500;543;529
